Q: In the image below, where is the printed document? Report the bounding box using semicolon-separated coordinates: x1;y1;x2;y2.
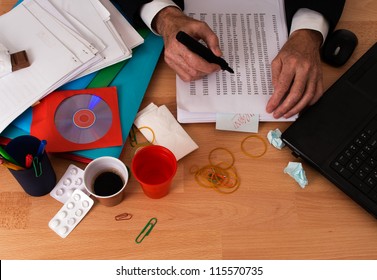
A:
176;0;291;122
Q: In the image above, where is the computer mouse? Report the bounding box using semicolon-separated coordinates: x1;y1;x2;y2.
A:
322;29;358;67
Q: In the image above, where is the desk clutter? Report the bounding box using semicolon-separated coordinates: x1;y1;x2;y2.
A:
0;0;170;240
0;0;310;242
0;0;164;162
0;0;144;133
1;128;308;239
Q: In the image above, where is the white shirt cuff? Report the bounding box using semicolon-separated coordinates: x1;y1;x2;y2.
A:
140;0;180;34
290;8;329;44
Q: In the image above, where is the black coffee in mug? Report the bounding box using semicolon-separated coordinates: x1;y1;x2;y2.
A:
93;171;124;196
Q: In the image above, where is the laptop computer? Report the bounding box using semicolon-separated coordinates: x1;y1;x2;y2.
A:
281;42;377;218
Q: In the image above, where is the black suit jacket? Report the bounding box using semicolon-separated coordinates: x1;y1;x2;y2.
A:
111;0;344;35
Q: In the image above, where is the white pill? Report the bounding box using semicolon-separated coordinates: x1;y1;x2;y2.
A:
70;168;78;175
59;226;69;235
55;188;64;196
75;178;83;185
75;209;83;217
49;219;60;228
67;218;76;225
63;178;72;186
82;200;90;208
67;202;75;209
59;211;68;219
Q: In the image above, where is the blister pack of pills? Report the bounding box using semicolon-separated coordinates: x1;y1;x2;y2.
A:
49;189;94;238
50;164;89;203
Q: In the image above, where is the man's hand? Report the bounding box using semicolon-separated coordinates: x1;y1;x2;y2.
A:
153;7;222;81
266;29;324;119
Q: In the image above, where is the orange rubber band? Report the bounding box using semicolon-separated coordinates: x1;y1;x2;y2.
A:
208;147;235;170
241;135;267;158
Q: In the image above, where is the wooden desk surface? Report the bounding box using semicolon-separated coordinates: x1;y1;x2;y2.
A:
1;0;377;260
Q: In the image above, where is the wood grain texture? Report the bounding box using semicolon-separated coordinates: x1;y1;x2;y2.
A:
1;0;377;260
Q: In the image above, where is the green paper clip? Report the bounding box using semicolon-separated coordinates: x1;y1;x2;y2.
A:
135;218;157;244
32;156;42;178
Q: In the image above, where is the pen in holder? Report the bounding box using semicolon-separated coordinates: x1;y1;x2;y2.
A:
3;135;56;196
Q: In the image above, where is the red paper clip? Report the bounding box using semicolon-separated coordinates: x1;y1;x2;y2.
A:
115;212;133;221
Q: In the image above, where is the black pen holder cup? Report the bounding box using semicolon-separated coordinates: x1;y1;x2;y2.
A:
5;135;56;197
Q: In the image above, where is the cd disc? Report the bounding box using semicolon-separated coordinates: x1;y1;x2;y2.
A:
54;94;113;144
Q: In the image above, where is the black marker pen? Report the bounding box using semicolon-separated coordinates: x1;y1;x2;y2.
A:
176;31;234;74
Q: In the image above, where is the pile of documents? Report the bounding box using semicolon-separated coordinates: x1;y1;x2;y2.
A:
0;0;143;133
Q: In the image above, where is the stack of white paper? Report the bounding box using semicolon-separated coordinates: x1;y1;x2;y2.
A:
48;0;140;77
0;0;143;133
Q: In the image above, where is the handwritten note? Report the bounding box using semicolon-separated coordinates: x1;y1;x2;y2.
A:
216;113;259;133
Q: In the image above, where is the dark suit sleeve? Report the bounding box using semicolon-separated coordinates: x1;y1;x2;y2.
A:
284;0;346;34
111;0;184;27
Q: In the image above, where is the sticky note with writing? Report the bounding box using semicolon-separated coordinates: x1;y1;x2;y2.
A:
216;113;259;133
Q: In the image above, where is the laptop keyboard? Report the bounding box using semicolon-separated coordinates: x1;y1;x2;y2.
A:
331;115;377;202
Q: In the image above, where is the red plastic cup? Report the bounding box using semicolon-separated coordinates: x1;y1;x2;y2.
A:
131;145;177;199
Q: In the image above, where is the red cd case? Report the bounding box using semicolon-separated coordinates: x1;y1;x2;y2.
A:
31;87;123;152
